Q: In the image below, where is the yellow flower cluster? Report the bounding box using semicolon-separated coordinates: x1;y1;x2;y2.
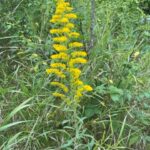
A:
69;68;81;79
69;58;87;67
50;63;66;69
53;44;67;52
50;27;70;34
51;82;69;93
51;53;69;60
46;0;93;103
75;85;93;100
66;23;75;29
53;36;68;42
46;68;65;78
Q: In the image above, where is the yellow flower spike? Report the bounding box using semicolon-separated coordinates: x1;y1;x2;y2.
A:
51;63;66;69
53;36;68;42
53;44;67;52
69;58;87;67
69;68;81;79
69;32;80;38
51;53;69;60
65;13;77;19
51;82;69;93
52;92;66;99
69;42;83;48
66;23;75;29
46;68;66;78
71;51;87;57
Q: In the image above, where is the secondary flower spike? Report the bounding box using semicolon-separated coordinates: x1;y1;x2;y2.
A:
46;0;93;103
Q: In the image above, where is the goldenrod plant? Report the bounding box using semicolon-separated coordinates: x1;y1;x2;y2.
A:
46;0;93;104
1;0;150;149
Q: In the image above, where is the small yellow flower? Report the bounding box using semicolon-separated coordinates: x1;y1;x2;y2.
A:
51;53;69;60
71;51;87;57
46;68;65;78
51;82;69;93
53;44;67;52
65;13;77;19
53;36;68;42
51;63;66;69
69;42;83;48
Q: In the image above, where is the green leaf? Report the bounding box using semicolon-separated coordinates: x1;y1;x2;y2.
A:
95;84;106;94
129;135;140;146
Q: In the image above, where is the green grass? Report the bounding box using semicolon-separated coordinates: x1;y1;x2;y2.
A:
0;0;150;149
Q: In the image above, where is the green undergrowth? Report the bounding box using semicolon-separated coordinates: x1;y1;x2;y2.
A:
0;0;150;149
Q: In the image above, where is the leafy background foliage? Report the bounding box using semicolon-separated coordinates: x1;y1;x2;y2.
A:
0;0;150;149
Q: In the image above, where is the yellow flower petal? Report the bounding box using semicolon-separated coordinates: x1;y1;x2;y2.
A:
51;53;69;60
